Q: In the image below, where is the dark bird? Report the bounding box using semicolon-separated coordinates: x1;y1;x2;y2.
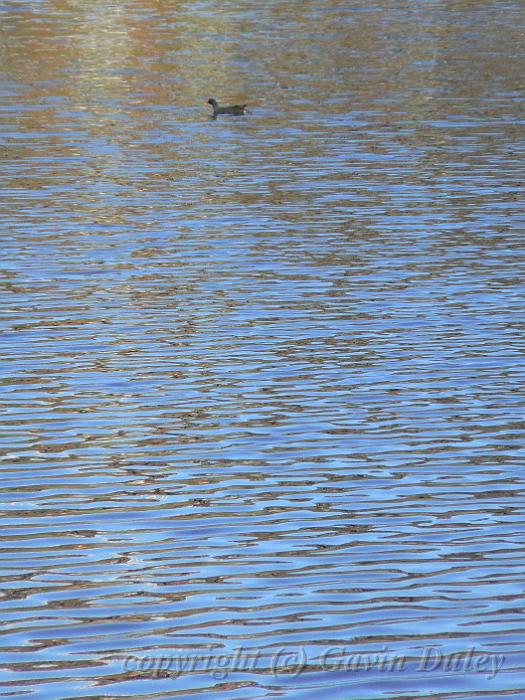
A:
207;98;247;117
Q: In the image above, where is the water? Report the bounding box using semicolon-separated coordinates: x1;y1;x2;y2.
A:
1;1;525;698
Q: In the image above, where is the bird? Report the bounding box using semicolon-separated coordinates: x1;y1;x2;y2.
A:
207;98;247;117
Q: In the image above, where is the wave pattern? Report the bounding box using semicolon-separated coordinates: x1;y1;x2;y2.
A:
1;1;524;697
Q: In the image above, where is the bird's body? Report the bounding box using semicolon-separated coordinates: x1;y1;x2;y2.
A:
207;98;247;117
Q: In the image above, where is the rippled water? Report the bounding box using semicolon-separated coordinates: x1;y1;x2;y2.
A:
1;1;525;698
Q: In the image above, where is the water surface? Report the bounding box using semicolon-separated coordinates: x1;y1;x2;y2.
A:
1;1;525;698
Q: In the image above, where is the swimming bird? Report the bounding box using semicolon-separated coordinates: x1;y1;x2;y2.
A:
207;98;247;117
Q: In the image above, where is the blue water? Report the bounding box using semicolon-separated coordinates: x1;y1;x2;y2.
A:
1;1;524;698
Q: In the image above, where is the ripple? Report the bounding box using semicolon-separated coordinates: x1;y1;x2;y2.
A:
1;0;525;698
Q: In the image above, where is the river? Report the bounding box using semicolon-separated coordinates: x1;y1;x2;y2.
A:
1;1;524;698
